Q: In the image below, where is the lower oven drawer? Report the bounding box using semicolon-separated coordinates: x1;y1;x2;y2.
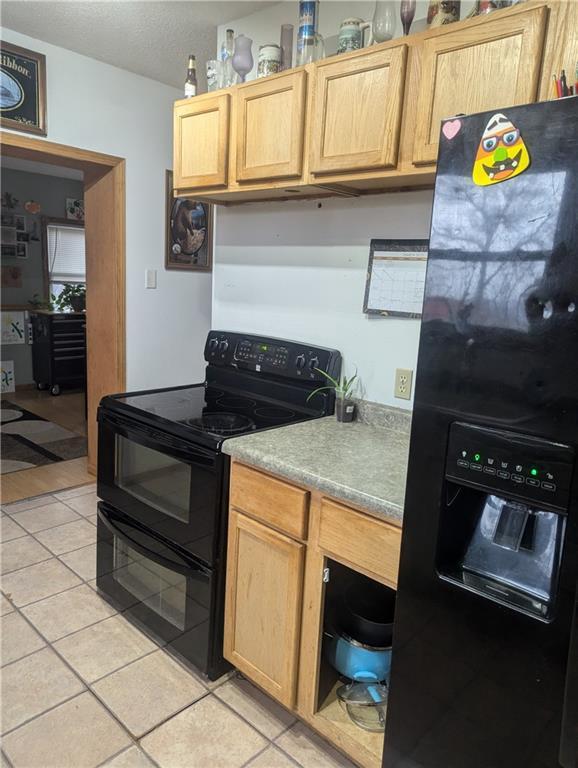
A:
96;502;228;680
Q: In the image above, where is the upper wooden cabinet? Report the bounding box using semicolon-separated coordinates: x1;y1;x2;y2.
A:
310;45;407;175
173;1;571;202
173;93;230;190
235;70;307;183
412;5;547;165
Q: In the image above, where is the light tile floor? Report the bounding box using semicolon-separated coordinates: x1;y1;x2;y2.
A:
1;485;355;768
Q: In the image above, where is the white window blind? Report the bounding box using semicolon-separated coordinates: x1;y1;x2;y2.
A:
47;224;86;283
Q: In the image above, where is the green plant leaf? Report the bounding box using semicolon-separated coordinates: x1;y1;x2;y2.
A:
306;385;332;402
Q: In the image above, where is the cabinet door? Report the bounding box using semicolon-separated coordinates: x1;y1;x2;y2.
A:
412;6;547;165
310;45;407;175
235;70;307;182
224;510;305;708
173;93;230;189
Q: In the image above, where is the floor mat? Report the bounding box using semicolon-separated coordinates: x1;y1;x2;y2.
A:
1;400;88;474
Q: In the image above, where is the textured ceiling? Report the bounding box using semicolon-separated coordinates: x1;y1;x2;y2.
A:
1;1;277;91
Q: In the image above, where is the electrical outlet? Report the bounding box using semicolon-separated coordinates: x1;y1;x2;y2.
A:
394;368;413;400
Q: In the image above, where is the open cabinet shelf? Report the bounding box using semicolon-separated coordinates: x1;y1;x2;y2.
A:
317;677;385;765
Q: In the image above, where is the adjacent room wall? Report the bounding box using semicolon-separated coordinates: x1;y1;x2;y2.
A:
0;27;212;390
213;192;434;407
1;167;84;385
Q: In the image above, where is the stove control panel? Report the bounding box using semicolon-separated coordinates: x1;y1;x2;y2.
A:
446;422;574;512
204;331;341;383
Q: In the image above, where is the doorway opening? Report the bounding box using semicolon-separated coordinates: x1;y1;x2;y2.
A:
1;132;125;502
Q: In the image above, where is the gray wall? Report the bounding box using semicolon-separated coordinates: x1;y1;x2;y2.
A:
1;168;84;385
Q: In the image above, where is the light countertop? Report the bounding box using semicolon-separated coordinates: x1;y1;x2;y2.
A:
223;412;411;527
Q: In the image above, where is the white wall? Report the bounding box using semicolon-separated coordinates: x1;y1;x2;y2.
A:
0;28;212;390
213;192;433;407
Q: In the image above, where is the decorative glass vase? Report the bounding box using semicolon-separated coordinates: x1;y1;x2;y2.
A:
232;35;254;83
371;1;396;43
280;23;294;70
400;0;417;35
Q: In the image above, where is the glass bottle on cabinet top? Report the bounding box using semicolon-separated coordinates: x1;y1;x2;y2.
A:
184;54;197;98
221;28;236;87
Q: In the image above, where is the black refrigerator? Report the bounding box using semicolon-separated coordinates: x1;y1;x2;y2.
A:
383;97;578;768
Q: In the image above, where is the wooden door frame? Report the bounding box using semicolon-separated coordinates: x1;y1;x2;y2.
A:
1;131;126;474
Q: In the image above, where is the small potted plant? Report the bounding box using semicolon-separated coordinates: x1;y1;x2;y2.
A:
308;370;358;423
52;283;86;313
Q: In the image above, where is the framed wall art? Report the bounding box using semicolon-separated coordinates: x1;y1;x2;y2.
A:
66;198;84;221
0;41;47;136
363;239;429;318
165;170;213;272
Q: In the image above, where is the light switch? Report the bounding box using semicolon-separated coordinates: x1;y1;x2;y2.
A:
145;269;157;289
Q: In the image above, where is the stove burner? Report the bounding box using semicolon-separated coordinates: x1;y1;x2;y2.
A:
187;412;256;436
254;406;296;421
216;396;257;409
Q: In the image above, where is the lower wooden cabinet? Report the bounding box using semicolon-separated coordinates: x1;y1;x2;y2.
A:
224;462;403;768
224;508;305;708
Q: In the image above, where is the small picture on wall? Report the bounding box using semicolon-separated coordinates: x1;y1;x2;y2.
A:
16;242;27;259
15;214;26;231
66;198;84;221
1;360;15;394
165;170;213;272
1;244;16;258
1;226;16;245
1;264;22;288
16;231;29;243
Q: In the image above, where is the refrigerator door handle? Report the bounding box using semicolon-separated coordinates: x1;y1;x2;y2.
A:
560;581;578;768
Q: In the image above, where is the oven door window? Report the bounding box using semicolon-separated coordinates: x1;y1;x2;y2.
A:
113;537;187;631
115;435;190;523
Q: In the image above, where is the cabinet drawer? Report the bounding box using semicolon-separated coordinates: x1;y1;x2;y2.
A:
230;463;309;540
318;498;401;588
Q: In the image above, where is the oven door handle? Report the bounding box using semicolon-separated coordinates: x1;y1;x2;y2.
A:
98;506;207;578
99;411;216;465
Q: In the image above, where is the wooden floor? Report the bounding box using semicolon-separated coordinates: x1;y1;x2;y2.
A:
1;457;94;503
7;389;88;436
2;388;93;503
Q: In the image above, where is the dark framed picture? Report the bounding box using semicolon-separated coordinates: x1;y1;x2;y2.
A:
363;239;429;318
165;170;213;272
0;41;47;136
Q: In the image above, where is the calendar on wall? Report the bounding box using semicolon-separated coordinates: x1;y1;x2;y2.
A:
363;239;429;318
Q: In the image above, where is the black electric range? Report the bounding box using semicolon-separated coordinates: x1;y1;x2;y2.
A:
96;331;341;679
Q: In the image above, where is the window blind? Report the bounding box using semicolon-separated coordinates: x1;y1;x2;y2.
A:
47;224;86;283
